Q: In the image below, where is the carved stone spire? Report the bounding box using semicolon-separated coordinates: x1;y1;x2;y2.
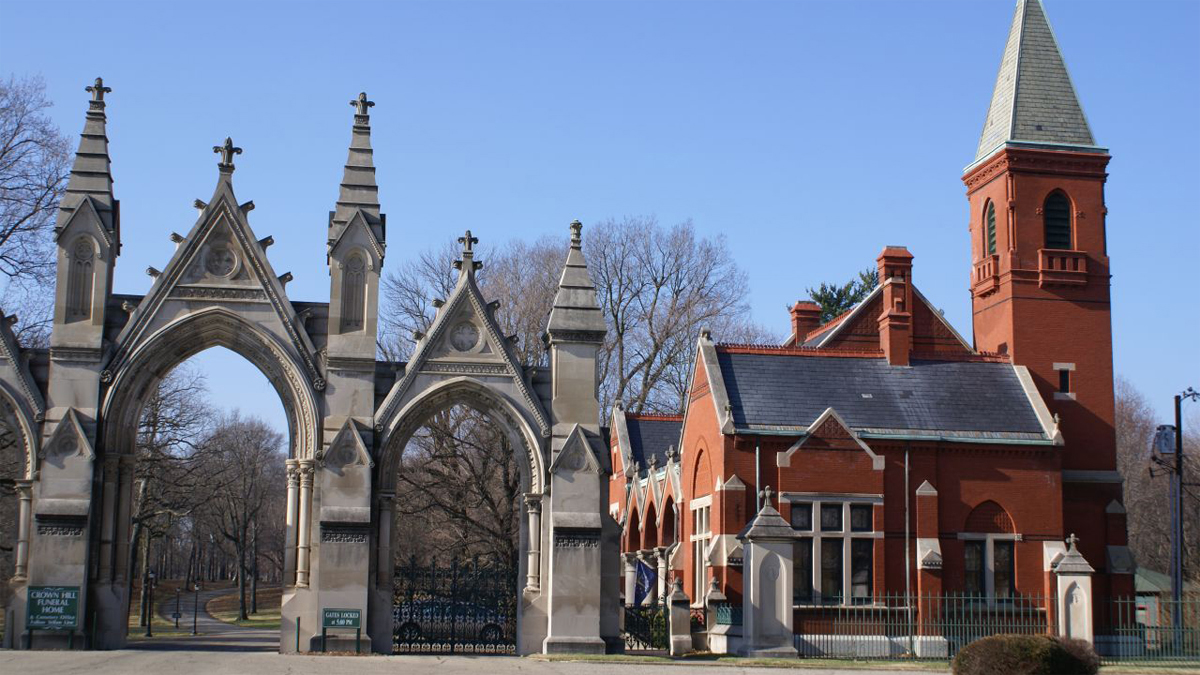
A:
546;220;606;343
56;77;117;234
329;91;382;242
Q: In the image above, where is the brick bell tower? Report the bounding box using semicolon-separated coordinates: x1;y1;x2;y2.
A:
963;0;1132;595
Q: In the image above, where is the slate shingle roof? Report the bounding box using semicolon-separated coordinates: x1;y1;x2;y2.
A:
716;351;1047;441
625;416;682;468
975;0;1099;163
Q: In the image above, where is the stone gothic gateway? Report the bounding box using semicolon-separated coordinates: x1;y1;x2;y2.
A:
0;84;622;654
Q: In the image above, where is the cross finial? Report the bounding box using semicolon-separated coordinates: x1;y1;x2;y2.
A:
458;230;479;255
86;77;111;103
213;137;242;170
569;219;583;249
1065;533;1079;551
351;92;375;117
759;486;774;506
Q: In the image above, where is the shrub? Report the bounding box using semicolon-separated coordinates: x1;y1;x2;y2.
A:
952;634;1099;675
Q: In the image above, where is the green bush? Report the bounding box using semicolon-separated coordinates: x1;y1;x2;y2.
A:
952;634;1099;675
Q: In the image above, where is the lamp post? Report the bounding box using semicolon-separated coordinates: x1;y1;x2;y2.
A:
1151;386;1198;635
192;582;201;636
144;570;156;638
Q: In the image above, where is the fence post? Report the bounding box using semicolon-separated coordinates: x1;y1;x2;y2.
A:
737;493;799;657
1054;534;1095;645
668;578;691;656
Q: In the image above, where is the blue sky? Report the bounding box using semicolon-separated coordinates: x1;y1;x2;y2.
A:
2;0;1196;434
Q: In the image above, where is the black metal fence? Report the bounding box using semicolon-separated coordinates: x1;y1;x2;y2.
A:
705;593;1200;665
392;555;517;654
622;603;668;651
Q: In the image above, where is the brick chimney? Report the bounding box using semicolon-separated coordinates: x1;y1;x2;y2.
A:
876;246;913;366
789;301;822;345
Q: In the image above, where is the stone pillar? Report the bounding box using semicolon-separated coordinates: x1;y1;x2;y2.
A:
97;457;118;582
913;480;947;657
283;460;299;584
737;491;799;657
13;480;32;580
525;493;542;592
668;578;691;656
654;546;669;604
376;492;394;587
623;553;637;605
114;455;135;581
296;460;314;587
1055;534;1095;644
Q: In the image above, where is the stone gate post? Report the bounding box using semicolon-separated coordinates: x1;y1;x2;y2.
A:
737;490;799;658
1054;534;1095;644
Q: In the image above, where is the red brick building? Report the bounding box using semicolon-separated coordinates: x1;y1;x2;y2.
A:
610;0;1131;642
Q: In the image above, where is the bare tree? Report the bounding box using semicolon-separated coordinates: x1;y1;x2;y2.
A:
0;76;71;345
194;413;285;621
1116;377;1200;582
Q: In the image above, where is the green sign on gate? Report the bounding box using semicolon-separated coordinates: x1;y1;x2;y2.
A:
322;608;361;629
27;586;80;629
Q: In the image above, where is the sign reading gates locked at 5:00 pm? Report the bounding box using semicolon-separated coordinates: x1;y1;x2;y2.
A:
322;608;361;629
27;586;80;629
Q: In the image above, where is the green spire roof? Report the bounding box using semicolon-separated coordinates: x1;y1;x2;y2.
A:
974;0;1102;164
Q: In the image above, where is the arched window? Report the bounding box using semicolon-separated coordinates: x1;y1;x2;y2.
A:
985;201;997;255
962;500;1017;600
66;237;94;322
1043;192;1073;250
340;252;366;332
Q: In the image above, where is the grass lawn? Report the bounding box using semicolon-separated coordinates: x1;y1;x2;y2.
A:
206;586;283;629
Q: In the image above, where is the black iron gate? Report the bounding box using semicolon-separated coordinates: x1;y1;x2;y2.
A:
393;555;517;654
622;602;668;651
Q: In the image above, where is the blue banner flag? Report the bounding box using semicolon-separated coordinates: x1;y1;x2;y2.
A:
634;559;656;606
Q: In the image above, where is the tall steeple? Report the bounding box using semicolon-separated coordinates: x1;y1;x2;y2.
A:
973;0;1101;165
56;77;118;238
329;92;383;244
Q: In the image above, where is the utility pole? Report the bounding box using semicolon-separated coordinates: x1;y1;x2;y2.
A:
1153;387;1197;638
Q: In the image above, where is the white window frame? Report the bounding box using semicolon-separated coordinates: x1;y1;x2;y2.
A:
785;493;883;607
690;497;712;604
958;532;1023;605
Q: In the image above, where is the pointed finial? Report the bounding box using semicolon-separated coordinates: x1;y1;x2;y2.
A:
351;92;375;118
1065;533;1079;552
758;486;774;506
569;220;583;249
86;77;112;104
213;137;242;171
458;230;479;255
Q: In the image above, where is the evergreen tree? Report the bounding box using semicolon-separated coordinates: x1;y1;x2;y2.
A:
806;268;879;324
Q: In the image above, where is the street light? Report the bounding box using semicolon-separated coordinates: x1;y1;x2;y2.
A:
144;570;156;638
192;582;201;636
1149;386;1198;635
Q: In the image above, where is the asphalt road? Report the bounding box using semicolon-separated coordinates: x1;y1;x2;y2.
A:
0;651;943;675
126;586;278;652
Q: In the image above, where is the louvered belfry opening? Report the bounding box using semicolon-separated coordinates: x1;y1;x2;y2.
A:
1043;191;1073;250
985;202;997;255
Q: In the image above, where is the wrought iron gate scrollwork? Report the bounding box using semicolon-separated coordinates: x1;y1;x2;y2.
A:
393;555;517;654
621;602;668;652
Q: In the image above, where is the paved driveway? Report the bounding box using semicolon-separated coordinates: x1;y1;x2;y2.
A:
127;586;278;652
0;651;943;675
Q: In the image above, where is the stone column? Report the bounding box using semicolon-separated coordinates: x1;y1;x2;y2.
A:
654;546;669;604
668;578;692;656
737;490;799;657
524;493;542;592
377;492;394;587
13;479;32;580
114;455;135;581
1055;534;1095;644
623;552;638;605
296;460;314;587
97;457;119;582
283;460;299;584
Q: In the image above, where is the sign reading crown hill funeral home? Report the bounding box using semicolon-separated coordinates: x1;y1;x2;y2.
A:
322;608;361;629
27;586;80;629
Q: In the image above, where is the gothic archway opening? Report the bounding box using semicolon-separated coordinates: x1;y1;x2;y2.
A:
386;400;527;654
90;310;317;651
